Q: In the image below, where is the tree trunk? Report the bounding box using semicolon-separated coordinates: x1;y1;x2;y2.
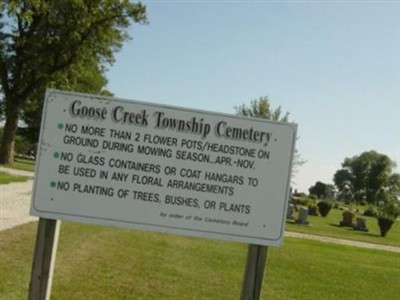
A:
0;102;20;164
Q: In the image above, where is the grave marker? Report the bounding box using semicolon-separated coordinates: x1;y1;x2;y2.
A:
339;210;355;227
295;207;310;225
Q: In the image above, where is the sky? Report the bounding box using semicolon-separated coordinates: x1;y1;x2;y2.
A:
106;0;400;193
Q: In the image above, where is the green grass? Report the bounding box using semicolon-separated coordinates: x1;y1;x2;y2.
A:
286;207;400;247
2;157;36;172
1;222;399;300
0;171;29;184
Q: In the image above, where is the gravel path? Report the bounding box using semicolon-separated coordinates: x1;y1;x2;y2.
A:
285;231;400;253
0;167;399;253
0;167;37;231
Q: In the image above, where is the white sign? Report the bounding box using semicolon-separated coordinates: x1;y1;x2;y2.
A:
31;90;297;246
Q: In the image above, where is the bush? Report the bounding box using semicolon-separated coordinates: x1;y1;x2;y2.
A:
296;197;310;206
317;200;332;217
377;218;395;237
376;191;400;237
14;134;32;155
363;206;377;217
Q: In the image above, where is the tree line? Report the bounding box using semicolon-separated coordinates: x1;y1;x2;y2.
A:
309;151;399;206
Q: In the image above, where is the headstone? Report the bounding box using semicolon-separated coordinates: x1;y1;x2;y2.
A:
295;207;309;225
353;218;369;232
339;210;354;227
287;204;295;220
308;204;318;216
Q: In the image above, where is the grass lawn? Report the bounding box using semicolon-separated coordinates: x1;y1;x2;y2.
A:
1;158;36;172
0;171;29;184
286;207;400;247
1;221;399;300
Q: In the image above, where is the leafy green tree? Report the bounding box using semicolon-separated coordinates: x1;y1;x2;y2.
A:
309;181;327;198
366;154;393;203
21;56;111;144
333;151;397;204
0;0;147;163
333;169;352;192
308;181;336;199
235;96;306;177
388;173;400;192
235;97;289;122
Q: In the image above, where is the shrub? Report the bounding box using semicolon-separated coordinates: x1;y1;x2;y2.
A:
376;191;400;237
363;206;377;217
309;194;318;200
317;200;332;217
14;134;32;155
296;197;310;206
377;218;395;237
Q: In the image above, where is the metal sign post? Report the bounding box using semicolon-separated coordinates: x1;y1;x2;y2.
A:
28;218;60;300
241;244;269;300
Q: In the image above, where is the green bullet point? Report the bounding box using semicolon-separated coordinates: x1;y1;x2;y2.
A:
57;123;64;129
53;152;60;159
50;181;56;188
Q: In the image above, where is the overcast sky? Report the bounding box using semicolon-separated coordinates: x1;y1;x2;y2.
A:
106;0;400;192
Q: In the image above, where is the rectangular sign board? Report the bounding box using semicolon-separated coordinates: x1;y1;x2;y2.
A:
31;90;297;246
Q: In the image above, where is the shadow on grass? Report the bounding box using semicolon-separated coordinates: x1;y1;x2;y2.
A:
329;223;354;231
329;223;342;228
329;223;382;238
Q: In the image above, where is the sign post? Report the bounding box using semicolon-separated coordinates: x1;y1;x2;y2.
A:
29;90;297;298
28;218;60;300
241;245;268;300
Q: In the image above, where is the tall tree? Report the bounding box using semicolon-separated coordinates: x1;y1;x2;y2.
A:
235;96;306;178
0;0;147;163
333;150;397;204
388;173;400;193
22;55;111;143
333;168;353;200
309;181;327;198
235;97;289;122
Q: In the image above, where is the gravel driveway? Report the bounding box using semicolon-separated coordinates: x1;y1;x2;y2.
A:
0;167;37;231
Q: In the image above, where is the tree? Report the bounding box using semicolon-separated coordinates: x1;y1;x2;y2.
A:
309;181;336;199
333;150;397;204
235;96;306;177
333;169;352;192
309;181;327;198
309;181;326;198
367;154;393;202
21;56;111;144
0;0;147;163
235;97;289;122
388;173;400;193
